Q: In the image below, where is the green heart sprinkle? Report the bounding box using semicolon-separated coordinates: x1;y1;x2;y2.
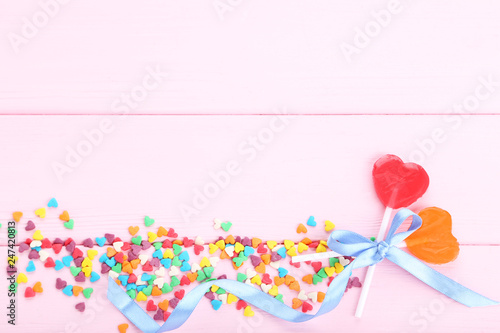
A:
172;256;182;267
215;288;226;295
111;263;122;273
131;236;142;245
173;244;182;255
142;285;153;296
203;267;214;278
161;284;173;294
312;274;323;285
83;288;93;299
170;276;180;287
275;294;284;302
64;219;74;229
153;242;163;250
70;266;81;276
197;270;207;281
221;222;232;232
144;216;155;227
126;289;136;299
317;268;328;278
329;257;339;267
237;273;247;282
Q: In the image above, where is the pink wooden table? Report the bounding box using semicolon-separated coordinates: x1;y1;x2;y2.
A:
1;1;500;332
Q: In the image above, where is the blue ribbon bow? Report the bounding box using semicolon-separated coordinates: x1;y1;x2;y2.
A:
107;209;498;332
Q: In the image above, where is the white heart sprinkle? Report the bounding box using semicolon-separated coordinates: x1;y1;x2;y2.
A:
245;278;252;285
209;257;220;267
194;236;204;245
308;291;318;303
269;261;280;269
224;246;235;257
213;218;222;230
155;267;165;277
113;242;124;252
191;263;201;273
169;266;180;276
38;250;49;262
298;290;308;301
108;271;119;280
339;256;350;266
261;283;272;294
139;254;149;265
30;240;42;248
218;293;227;304
246;269;257;279
154;278;164;288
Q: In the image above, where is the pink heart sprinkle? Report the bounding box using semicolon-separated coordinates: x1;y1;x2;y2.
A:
56;278;67;290
75;302;85;312
25;220;36;231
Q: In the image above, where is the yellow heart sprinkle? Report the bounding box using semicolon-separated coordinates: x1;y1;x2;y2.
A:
136;291;147;302
227;293;238;304
200;257;211;268
324;266;335;277
215;240;225;250
251;275;261;285
82;257;92;268
209;243;219;254
32;230;43;240
334;262;344;273
163;249;174;259
87;250;98;260
316;244;327;253
244;306;254;317
234;242;244;253
284;240;294;250
286;247;297;257
17;273;28;284
297;242;309;253
148;232;158;243
211;285;219;292
82;267;92;277
266;241;277;250
268;285;279;296
35;208;46;218
325;220;335;232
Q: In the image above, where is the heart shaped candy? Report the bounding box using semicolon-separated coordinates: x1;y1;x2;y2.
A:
372;154;429;208
406;207;460;264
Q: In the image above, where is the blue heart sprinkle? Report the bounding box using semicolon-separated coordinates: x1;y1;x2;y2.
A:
180;261;191;272
54;260;64;271
32;246;41;251
95;237;106;247
141;273;151;282
278;267;288;278
99;253;108;263
307;216;317;227
126;283;137;290
152;249;163;259
178;251;190;261
62;285;73;296
277;247;287;258
105;258;116;268
62;256;73;267
160;258;171;269
117;275;129;286
244;246;255;256
136;285;146;292
48;198;58;208
26;261;36;272
211;300;222;310
90;271;101;282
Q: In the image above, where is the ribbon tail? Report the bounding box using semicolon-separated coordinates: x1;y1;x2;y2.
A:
156;263;354;332
386;248;499;307
108;277;161;333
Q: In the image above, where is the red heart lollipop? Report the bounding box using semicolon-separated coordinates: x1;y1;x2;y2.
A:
372;154;429;208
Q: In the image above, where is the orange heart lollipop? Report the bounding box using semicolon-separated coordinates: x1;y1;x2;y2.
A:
406;207;460;264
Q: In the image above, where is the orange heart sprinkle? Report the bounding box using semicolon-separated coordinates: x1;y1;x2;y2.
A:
292;298;302;309
317;291;325;302
73;286;83;296
220;250;230;260
289;281;300;291
33;282;43;293
13;212;23;222
107;248;117;257
302;274;313;284
59;211;70;221
130;259;140;269
260;254;271;265
251;238;262;248
300;237;312;245
151;286;162;296
255;262;266;274
118;323;129;333
128;226;139;236
296;223;307;234
274;276;285;286
187;272;198;282
284;275;295;286
157;226;168;237
158;299;169;311
225;235;235;244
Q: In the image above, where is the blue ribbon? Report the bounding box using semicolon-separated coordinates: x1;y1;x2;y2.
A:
107;209;498;332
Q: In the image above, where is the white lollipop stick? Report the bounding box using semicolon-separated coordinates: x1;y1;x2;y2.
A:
354;206;393;318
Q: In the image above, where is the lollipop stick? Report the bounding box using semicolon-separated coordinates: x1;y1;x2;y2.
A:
355;206;393;318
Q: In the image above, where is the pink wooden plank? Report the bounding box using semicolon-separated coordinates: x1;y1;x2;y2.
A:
1;1;499;114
